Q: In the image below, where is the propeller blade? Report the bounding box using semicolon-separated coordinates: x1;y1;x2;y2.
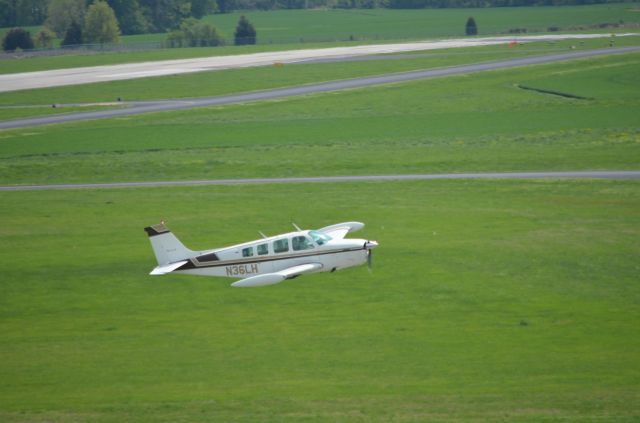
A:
367;250;373;272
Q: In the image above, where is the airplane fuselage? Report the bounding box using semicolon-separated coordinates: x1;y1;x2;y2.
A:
144;222;378;287
174;231;369;278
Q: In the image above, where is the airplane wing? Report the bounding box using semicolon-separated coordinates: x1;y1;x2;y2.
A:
317;221;364;239
231;263;322;288
149;260;189;275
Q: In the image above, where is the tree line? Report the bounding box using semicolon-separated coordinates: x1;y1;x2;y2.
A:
1;0;218;34
2;0;258;51
1;0;635;30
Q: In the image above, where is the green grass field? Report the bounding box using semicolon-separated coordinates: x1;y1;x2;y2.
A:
1;49;638;185
121;4;640;44
200;4;640;44
1;11;639;420
2;37;638;112
1;3;639;75
1;179;639;421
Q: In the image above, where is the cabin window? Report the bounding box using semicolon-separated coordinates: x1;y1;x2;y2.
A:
292;236;314;251
242;247;254;257
257;243;268;255
197;252;219;262
273;238;289;253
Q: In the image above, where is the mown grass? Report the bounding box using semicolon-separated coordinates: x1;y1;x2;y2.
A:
0;104;124;120
0;50;638;185
200;4;640;44
123;4;640;44
1;179;639;421
2;37;638;114
2;3;639;75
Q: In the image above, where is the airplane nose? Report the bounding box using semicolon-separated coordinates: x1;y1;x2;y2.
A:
364;240;378;250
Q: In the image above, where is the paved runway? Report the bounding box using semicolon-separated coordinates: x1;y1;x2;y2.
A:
0;34;633;93
2;171;639;191
2;46;638;130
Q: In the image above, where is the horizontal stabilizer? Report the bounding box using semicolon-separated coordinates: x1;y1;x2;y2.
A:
232;263;322;288
150;260;188;275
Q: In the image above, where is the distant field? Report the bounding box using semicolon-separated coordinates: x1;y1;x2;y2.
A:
0;49;638;185
1;179;639;421
3;38;638;115
1;6;639;421
202;4;640;44
1;3;639;74
119;4;640;44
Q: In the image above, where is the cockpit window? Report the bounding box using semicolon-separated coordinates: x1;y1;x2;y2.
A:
309;230;332;246
292;236;314;251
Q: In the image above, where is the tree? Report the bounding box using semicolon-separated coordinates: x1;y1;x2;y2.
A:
465;16;477;36
61;20;82;46
167;30;185;47
139;0;192;32
105;0;149;35
84;1;120;44
168;17;224;47
45;0;86;37
0;0;48;27
2;27;34;51
191;0;217;18
234;15;256;45
34;27;56;48
17;0;48;25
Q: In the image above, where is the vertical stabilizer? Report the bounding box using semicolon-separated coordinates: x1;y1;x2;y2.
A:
144;223;196;265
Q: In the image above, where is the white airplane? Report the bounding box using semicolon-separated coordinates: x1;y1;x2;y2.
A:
144;221;378;287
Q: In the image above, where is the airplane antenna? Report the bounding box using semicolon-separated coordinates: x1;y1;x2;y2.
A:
259;231;268;239
292;222;302;231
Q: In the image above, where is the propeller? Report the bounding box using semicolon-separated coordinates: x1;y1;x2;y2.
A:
364;240;378;273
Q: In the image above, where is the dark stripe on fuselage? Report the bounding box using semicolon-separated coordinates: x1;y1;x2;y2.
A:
177;247;363;271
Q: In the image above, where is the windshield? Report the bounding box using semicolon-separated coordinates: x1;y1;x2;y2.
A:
309;230;332;246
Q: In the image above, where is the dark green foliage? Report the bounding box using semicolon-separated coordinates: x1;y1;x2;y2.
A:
465;16;477;35
191;0;218;17
2;27;34;51
166;30;186;47
0;0;48;27
106;0;149;35
61;21;83;46
34;27;56;48
45;0;86;37
84;1;121;44
234;15;256;45
1;0;634;26
387;0;632;8
214;0;630;10
168;17;225;47
139;0;192;32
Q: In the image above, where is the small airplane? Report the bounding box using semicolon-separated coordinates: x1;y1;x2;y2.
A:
144;221;378;287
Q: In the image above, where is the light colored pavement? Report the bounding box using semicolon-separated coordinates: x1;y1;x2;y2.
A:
1;171;639;191
2;46;639;130
0;34;634;93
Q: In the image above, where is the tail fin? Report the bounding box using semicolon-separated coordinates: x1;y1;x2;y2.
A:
144;223;196;265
